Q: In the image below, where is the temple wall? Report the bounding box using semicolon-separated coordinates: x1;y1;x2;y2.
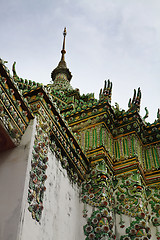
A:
2;115;159;240
115;213;158;240
0;120;36;240
18;137;85;240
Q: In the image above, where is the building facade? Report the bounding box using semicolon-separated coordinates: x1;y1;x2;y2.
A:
0;29;160;240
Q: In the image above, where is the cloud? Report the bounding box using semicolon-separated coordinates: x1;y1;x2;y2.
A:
0;0;160;122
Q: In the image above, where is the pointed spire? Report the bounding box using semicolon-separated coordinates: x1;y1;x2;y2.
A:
51;28;72;87
61;27;67;61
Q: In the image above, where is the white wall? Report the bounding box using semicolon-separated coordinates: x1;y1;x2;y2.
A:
0;120;35;240
18;143;86;240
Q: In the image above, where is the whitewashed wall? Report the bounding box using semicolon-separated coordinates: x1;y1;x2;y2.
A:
18;127;86;240
0;120;36;240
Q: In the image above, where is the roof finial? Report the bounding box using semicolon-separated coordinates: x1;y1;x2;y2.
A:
61;27;67;61
51;27;72;83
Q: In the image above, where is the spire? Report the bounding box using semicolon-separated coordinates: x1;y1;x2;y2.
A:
51;28;72;88
61;27;67;61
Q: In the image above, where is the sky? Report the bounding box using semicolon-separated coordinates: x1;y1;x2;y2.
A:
0;0;160;123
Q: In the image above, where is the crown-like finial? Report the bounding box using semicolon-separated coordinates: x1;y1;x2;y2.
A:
61;27;67;61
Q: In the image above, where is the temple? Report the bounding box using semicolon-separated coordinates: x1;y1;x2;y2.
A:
0;28;160;240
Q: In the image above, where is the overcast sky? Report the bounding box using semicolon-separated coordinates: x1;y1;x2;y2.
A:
0;0;160;123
